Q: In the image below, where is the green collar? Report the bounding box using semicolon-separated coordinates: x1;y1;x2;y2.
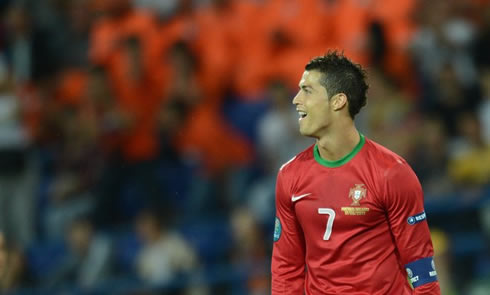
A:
314;133;365;168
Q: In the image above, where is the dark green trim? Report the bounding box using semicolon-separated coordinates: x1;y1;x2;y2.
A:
314;133;365;168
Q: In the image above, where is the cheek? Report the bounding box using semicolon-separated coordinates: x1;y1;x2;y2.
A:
309;100;329;118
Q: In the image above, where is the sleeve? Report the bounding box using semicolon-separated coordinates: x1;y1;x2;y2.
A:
271;170;306;294
383;162;441;294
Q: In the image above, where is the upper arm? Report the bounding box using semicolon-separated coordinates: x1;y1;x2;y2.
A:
271;170;306;294
383;162;441;294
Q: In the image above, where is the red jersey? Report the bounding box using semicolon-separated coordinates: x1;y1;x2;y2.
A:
271;134;441;294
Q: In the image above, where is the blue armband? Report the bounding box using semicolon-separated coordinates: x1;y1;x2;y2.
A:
405;257;438;288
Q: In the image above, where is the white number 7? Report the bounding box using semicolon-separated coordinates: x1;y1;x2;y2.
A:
318;208;336;240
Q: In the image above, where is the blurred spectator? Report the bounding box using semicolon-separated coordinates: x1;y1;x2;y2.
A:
0;55;36;247
3;3;32;83
172;53;253;180
84;66;123;159
361;68;417;159
230;208;269;295
43;69;101;239
246;80;312;225
89;0;159;70
47;218;112;289
155;0;198;60
410;0;478;88
167;40;254;214
448;112;490;187
92;33;166;227
431;229;457;295
449;111;486;158
25;0;73;80
61;0;92;68
0;232;5;276
480;200;490;238
108;34;162;162
478;67;490;144
256;80;312;173
192;0;239;99
429;62;480;136
469;283;490;295
134;210;198;287
157;41;200;164
0;232;6;290
133;0;179;20
473;4;490;67
0;233;34;292
411;117;454;196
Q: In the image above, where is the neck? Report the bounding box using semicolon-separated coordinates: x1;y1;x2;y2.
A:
316;121;360;162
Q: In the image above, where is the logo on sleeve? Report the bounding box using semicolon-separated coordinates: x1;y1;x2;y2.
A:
273;217;282;242
407;211;426;225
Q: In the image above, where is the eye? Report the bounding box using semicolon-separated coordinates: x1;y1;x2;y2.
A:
299;86;311;94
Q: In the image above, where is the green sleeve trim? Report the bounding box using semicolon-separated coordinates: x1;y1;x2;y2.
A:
314;133;365;168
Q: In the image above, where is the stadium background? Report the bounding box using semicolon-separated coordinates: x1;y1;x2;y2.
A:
0;0;489;294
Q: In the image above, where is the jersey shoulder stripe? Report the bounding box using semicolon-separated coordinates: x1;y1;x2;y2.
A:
279;156;296;171
278;144;315;171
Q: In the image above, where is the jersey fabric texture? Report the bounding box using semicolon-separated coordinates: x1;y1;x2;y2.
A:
271;134;441;294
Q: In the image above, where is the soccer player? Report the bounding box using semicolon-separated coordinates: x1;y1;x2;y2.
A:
271;52;441;294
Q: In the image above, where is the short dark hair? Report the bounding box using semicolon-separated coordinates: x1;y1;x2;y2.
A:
305;51;368;118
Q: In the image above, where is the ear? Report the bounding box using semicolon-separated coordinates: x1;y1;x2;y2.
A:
331;93;348;111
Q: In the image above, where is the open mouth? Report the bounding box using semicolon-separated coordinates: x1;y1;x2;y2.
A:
298;111;307;119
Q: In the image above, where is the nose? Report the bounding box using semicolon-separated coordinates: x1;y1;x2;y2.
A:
292;91;301;106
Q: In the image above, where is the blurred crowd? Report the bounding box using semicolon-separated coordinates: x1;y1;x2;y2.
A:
0;0;489;294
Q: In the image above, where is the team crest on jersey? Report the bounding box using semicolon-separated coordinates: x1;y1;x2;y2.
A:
349;184;366;206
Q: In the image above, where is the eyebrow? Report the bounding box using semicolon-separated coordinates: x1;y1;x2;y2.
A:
299;85;312;90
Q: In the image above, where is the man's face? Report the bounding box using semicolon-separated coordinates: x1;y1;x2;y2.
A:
292;70;332;138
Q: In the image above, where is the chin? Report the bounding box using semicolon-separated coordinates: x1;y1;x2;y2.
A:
299;128;313;137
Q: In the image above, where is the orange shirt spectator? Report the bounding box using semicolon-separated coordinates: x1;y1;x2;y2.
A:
89;3;163;162
106;36;162;162
176;103;253;176
90;5;160;71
